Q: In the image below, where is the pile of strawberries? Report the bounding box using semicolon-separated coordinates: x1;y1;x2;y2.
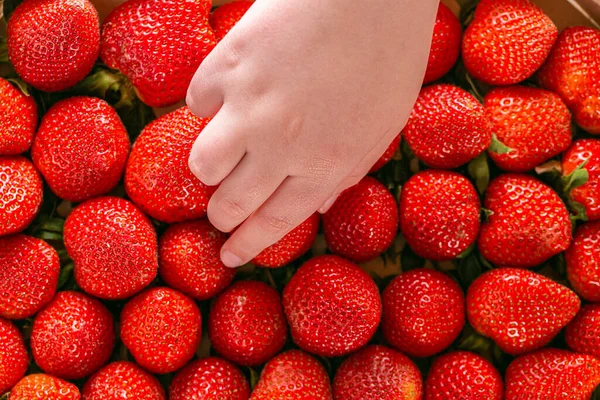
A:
1;0;600;398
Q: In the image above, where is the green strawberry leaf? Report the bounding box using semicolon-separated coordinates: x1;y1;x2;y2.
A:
36;231;63;241
569;200;589;227
57;262;74;289
562;157;590;193
467;152;490;194
456;243;476;259
6;77;31;96
248;367;261;389
2;0;23;21
591;385;600;400
457;0;480;26
457;253;482;288
488;134;513;155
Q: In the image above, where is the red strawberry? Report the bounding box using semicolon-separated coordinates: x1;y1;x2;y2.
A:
209;280;287;366
101;0;216;107
505;348;600;399
159;219;234;300
64;197;158;300
282;255;381;357
9;374;80;400
399;170;480;261
31;97;130;202
462;0;557;85
562;139;600;221
566;304;600;359
120;287;202;374
0;156;43;237
0;78;37;156
382;268;465;358
423;3;461;84
250;350;332;400
31;291;115;380
7;0;100;92
125;106;216;223
565;221;600;302
538;27;600;134
402;84;492;169
485;86;572;172
0;234;59;319
467;268;580;355
323;177;398;263
333;345;423;400
0;318;28;395
169;357;250;400
424;351;504;400
210;1;253;42
370;134;401;173
478;174;572;267
82;361;165;400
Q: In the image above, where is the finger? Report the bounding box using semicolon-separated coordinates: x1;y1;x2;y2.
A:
318;194;339;214
186;57;225;118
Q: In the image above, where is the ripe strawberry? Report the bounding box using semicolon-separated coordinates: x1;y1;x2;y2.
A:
282;255;381;357
423;3;461;84
125;107;216;223
9;374;80;400
538;27;600;134
370;135;401;173
462;0;557;85
425;351;504;400
210;1;253;42
82;361;165;400
0;234;59;319
31;291;115;380
505;348;600;399
382;268;465;358
333;345;423;399
467;268;580;355
323;177;398;263
0;78;37;156
31;97;129;203
64;197;158;300
565;304;600;359
101;0;216;107
250;350;332;400
478;174;572;267
485;86;572;172
0;156;43;237
402;84;492;169
565;221;600;302
562;139;600;221
209;280;287;366
0;318;28;396
7;0;100;92
170;357;250;400
120;287;202;374
400;170;480;261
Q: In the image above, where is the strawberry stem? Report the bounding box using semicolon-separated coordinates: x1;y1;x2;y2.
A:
467;152;490;194
73;66;137;109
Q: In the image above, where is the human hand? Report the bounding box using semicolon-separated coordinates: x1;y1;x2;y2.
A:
187;0;438;268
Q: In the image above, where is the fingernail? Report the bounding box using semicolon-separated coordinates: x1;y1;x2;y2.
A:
318;196;338;214
221;249;243;268
188;157;201;178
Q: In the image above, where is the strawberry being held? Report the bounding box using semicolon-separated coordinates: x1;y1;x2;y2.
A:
0;78;37;156
369;134;401;173
210;0;253;42
423;3;461;84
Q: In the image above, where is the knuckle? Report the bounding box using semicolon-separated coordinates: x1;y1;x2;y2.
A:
256;212;294;234
216;196;249;222
219;36;245;70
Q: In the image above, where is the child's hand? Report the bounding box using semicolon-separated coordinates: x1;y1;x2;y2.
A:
186;0;438;268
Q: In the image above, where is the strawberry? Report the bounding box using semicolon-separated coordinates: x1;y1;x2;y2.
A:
323;177;398;263
485;86;572;172
566;304;600;359
7;0;100;92
0;78;37;156
0;318;28;396
210;1;253;42
462;0;557;85
0;234;59;319
478;174;572;267
159;219;234;300
169;357;250;400
64;197;158;300
31;291;115;380
505;348;600;399
370;134;401;173
333;345;423;400
402;84;492;169
282;255;381;357
382;268;465;358
31;97;130;203
424;351;503;400
565;221;600;302
250;350;332;400
423;3;461;84
399;170;480;261
82;361;165;400
467;268;580;355
120;287;202;374
538;27;600;134
562;139;600;221
0;156;43;237
125;106;216;223
101;0;216;107
9;374;80;400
